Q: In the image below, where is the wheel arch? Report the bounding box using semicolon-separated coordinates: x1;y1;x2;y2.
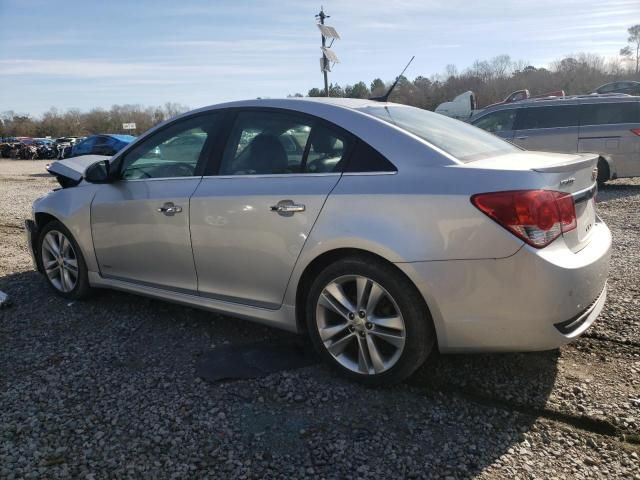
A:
30;212;62;271
293;247;437;342
597;155;614;181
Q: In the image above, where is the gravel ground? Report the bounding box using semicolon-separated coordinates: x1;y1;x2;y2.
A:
0;159;638;479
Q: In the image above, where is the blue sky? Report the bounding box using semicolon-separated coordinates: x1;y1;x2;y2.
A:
0;0;637;115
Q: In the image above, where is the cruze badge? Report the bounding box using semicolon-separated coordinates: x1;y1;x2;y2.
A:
560;177;575;186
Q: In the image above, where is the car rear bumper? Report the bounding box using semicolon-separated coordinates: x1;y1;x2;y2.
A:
396;220;612;353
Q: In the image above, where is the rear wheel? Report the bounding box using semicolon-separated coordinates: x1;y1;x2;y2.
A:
306;256;435;385
597;158;610;187
38;220;91;299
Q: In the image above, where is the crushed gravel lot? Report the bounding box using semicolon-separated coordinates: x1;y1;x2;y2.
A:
0;159;638;479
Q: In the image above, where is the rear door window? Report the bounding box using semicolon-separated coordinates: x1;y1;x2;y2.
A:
219;111;350;175
515;105;579;130
579;102;639;126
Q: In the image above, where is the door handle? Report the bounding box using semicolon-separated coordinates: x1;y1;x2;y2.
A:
270;200;305;216
515;136;528;140
157;202;183;216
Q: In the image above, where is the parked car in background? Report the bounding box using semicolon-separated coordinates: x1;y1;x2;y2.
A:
54;136;82;159
484;89;566;109
435;89;566;120
28;98;610;385
70;134;135;158
434;90;478;120
470;95;640;184
33;139;57;159
595;81;640;96
0;137;20;157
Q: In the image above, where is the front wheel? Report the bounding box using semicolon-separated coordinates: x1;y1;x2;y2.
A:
306;256;435;385
38;220;91;299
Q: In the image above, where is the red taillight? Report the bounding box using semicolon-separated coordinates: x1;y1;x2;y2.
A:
471;190;576;248
631;128;640;136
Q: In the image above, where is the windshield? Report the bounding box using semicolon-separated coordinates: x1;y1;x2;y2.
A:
358;105;518;162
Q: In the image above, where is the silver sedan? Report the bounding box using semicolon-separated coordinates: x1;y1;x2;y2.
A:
26;98;611;385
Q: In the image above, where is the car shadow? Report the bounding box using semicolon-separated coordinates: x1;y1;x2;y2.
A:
1;269;560;478
409;348;559;412
596;181;640;202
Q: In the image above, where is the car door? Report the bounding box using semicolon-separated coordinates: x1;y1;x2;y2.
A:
512;104;579;153
190;109;351;309
578;101;640;178
72;136;97;157
91;112;223;292
470;109;516;142
91;136;115;156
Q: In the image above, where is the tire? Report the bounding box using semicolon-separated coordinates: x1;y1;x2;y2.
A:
306;255;436;386
38;220;91;300
597;158;610;187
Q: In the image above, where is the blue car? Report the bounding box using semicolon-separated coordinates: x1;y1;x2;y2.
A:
70;134;135;158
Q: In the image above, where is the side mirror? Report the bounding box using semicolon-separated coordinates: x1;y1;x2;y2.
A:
85;159;112;183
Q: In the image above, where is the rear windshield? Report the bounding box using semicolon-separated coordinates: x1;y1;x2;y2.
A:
359;105;518;162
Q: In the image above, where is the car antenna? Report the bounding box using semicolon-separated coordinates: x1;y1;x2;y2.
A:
370;56;415;102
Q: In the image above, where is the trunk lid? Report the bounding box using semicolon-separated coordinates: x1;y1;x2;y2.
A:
465;151;599;252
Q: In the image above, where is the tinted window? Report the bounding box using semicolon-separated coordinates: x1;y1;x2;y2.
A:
516;105;579;130
344;141;396;172
220;111;349;175
121;113;221;179
597;83;616;93
360;105;518;163
580;102;639;126
93;136;108;146
472;109;516;133
73;136;97;155
305;123;349;173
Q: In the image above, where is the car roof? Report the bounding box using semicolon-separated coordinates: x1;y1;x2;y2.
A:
196;97;393;112
474;93;640;117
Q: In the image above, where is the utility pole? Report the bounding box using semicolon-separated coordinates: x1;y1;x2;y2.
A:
317;7;329;96
316;7;340;97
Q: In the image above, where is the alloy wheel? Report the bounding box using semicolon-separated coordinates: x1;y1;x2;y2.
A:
41;230;79;293
315;275;406;375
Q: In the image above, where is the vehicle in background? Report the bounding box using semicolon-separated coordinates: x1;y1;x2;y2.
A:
28;98;610;385
470;94;640;184
595;81;640;96
435;89;567;120
484;89;566;109
34;138;57;159
0;137;21;158
434;90;478;120
54;136;82;159
13;138;57;160
70;134;135;158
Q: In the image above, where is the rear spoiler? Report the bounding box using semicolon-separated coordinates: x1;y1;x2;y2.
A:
531;154;598;174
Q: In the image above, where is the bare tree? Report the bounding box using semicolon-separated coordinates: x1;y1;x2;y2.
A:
620;24;640;73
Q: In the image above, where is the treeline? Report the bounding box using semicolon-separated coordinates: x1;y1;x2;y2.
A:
3;53;639;139
296;53;640;110
0;102;189;138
